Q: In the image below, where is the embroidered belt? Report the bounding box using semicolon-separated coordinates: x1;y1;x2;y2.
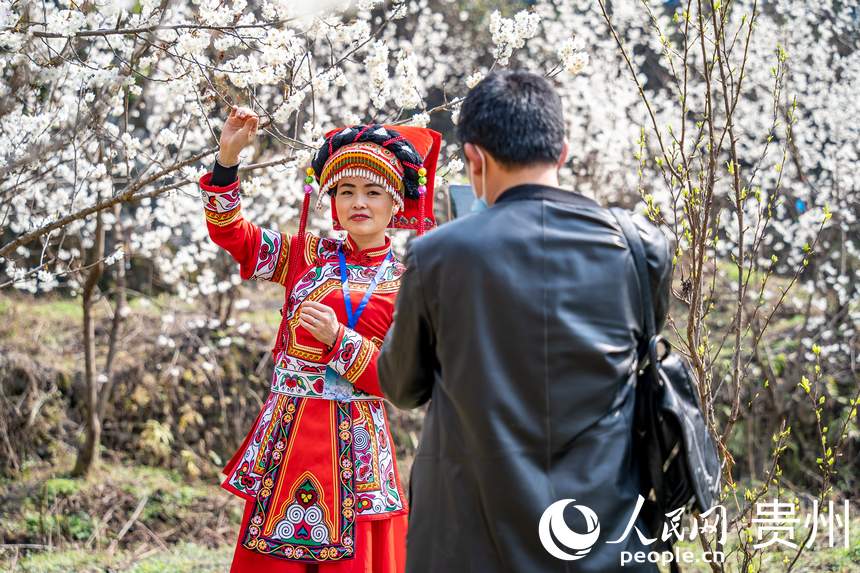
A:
270;365;377;401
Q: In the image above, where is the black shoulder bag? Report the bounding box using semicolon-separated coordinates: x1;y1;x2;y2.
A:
611;208;722;570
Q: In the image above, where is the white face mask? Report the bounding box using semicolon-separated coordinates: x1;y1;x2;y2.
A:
468;146;489;213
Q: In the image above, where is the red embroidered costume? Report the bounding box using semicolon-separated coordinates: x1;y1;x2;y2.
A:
198;124;441;572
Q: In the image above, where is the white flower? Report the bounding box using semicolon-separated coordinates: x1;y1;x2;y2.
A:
557;38;589;75
451;105;461;125
273;90;306;124
443;157;464;179
342;111;361;126
365;40;391;107
347;19;371;44
0;5;17;28
410;112;431;127
103;123;120;139
489;10;541;65
37;269;54;283
157;334;175;348
46;10;87;36
393;50;423;109
120;133;141;153
156;128;179;148
176;31;210;57
466;71;485;89
104;246;125;266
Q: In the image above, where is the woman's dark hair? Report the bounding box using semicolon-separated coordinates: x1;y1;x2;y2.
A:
456;70;565;167
312;124;424;199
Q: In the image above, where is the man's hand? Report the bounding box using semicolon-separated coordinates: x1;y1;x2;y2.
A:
219;105;258;166
299;301;342;348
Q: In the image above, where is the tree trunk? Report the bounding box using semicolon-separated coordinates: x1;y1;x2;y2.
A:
72;208;105;477
98;204;128;420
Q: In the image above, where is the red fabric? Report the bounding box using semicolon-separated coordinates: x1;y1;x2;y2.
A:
199;172;263;281
230;498;408;573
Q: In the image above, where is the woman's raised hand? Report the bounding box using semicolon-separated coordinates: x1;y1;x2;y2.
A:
218;105;259;166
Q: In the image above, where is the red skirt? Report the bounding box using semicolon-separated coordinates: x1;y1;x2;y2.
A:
230;498;408;573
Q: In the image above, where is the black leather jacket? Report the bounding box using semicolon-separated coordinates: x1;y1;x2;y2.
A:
379;184;672;572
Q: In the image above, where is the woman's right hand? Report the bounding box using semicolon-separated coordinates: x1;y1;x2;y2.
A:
219;105;259;166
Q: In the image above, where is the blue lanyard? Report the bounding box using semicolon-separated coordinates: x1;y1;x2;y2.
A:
337;244;393;329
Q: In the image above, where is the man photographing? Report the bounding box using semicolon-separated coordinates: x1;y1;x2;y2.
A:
378;70;672;572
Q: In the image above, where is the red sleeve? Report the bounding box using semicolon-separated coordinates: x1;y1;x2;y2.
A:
321;325;383;397
199;172;291;284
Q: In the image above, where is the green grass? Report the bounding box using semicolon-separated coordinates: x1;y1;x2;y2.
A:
0;543;233;573
0;460;240;573
127;543;233;573
40;478;82;500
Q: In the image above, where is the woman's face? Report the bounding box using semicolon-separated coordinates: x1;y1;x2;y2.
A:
334;176;397;238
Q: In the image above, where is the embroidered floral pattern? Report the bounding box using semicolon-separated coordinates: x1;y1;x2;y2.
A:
270;474;332;545
270;364;326;396
224;394;282;496
355;401;404;514
328;327;375;384
243;399;357;563
251;227;282;281
201;185;241;213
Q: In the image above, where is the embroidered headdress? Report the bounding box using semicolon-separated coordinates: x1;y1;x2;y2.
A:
302;124;441;235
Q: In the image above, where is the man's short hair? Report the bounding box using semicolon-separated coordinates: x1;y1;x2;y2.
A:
456;70;565;167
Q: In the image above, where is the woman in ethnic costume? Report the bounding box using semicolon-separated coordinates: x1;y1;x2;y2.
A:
198;106;441;573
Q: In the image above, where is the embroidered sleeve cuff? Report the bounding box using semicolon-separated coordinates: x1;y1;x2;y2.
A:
325;326;375;382
320;324;346;363
200;172;242;226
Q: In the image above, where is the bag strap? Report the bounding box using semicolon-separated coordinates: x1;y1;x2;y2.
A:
609;207;657;345
611;208;680;573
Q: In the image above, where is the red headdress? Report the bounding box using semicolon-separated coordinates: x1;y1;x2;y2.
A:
300;124;441;236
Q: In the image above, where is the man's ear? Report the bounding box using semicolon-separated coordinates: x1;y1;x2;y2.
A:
463;143;484;175
557;139;570;169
